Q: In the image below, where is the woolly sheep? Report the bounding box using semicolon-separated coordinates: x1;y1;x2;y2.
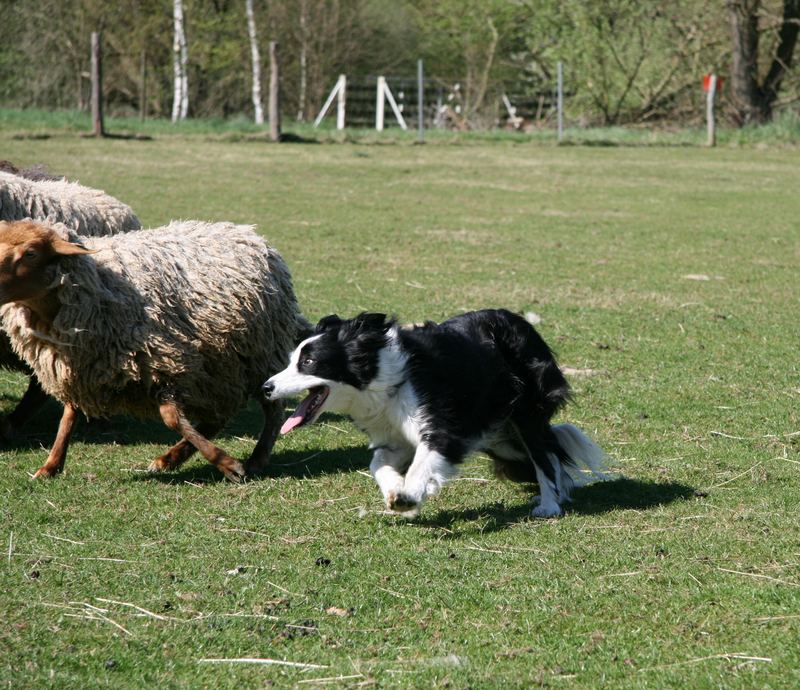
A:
0;166;141;438
0;218;308;481
0;168;141;236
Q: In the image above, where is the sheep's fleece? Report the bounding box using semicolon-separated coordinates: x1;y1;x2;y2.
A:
0;170;141;236
1;220;304;426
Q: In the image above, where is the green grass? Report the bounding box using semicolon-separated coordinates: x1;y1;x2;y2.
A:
1;126;799;689
3;106;799;147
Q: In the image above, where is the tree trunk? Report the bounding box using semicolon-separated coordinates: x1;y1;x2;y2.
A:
172;0;189;122
297;0;308;121
246;0;264;125
728;0;800;124
269;41;281;141
90;32;104;137
729;0;763;124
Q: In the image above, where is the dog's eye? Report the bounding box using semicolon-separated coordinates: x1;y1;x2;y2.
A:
300;357;313;367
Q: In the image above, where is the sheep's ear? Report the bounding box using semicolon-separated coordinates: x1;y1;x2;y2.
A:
51;237;97;257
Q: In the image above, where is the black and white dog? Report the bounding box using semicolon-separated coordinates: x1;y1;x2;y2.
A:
263;309;609;518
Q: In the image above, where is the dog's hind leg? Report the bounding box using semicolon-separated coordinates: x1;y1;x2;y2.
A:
390;443;459;517
370;444;413;510
510;420;567;518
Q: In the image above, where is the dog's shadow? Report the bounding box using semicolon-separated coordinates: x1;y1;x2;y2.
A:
417;478;697;534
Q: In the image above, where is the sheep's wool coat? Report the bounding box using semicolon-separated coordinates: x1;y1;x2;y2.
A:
1;221;303;424
0;171;141;373
0;171;141;236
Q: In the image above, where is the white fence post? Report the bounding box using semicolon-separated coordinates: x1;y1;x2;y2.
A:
314;74;346;129
417;59;424;143
706;74;717;147
376;76;386;131
336;75;346;130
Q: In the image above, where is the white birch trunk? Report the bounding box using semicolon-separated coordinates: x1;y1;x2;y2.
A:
246;0;264;124
172;0;189;122
296;0;308;121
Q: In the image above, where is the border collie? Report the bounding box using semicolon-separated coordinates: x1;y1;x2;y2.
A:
263;309;609;518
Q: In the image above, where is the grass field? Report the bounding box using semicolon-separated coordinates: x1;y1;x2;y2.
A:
1;122;799;689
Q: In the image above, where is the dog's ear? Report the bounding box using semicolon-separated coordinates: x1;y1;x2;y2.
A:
351;312;392;333
315;314;342;333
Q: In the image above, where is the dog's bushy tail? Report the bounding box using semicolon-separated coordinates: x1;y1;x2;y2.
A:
552;423;613;496
487;309;571;419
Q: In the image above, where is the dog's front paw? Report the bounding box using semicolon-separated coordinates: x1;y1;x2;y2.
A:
530;502;563;518
387;492;420;518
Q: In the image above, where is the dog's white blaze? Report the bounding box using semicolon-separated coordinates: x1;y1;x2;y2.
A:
268;334;327;398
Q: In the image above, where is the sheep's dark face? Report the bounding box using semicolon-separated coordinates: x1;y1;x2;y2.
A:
0;220;94;312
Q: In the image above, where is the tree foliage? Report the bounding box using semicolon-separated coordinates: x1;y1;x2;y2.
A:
0;0;797;126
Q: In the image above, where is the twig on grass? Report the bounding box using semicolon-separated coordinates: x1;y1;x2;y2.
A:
716;567;800;587
602;571;643;578
65;602;133;636
703;462;762;491
297;674;365;685
7;531;12;565
44;533;86;545
218;528;271;539
198;658;327;669
266;580;300;596
272;450;324;467
639;652;771;672
95;597;172;621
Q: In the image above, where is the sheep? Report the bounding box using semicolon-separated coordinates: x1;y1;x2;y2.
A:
0;168;141;236
0;218;308;481
0;165;141;439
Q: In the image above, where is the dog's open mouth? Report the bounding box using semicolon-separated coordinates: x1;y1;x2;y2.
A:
280;386;330;434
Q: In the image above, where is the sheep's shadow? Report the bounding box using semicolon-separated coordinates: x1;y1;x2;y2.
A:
134;446;370;485
1;398;282;450
415;478;697;535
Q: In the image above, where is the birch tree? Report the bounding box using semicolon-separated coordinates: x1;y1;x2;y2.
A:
172;0;189;122
246;0;264;124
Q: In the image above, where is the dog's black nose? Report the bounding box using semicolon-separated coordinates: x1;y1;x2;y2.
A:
262;380;275;398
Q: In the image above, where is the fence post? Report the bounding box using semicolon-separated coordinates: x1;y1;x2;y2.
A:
417;59;424;143
91;32;104;137
336;75;346;130
557;61;564;143
376;76;386;131
269;41;281;142
706;74;717;148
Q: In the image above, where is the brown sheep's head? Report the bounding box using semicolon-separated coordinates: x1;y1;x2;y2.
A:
0;220;95;309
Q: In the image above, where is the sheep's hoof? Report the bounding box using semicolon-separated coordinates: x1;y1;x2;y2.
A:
32;466;59;479
147;458;169;473
219;458;246;483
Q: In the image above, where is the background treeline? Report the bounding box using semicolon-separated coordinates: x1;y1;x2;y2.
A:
0;0;797;128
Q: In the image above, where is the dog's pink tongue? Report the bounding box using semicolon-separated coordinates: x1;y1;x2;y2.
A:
280;393;314;434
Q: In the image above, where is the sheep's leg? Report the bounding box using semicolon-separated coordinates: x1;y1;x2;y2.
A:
1;376;49;441
149;423;220;473
245;399;284;475
157;402;244;483
33;403;78;479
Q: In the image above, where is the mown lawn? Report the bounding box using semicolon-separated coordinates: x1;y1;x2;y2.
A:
1;130;799;689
